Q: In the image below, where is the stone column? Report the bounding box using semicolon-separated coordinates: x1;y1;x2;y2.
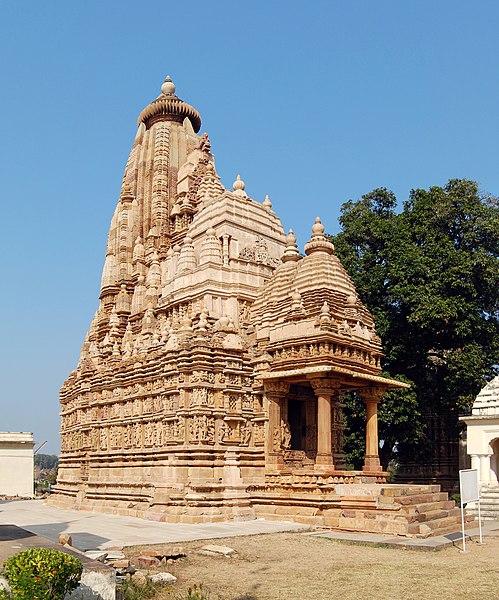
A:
264;381;290;471
332;394;346;470
360;388;384;473
479;453;491;485
470;454;479;472
310;379;339;472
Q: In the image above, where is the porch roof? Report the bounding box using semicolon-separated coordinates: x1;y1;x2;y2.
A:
259;364;409;389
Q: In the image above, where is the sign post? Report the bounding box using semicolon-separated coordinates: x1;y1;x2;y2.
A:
459;469;482;552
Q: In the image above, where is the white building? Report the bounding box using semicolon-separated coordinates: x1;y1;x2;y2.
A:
0;432;35;497
461;377;499;487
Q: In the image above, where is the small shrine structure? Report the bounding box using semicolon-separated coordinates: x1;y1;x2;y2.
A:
50;77;465;536
0;432;35;497
462;376;499;487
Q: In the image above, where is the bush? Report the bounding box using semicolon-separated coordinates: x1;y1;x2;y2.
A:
2;548;82;599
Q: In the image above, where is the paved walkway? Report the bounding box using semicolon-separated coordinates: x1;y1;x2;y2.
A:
0;500;309;550
2;499;497;553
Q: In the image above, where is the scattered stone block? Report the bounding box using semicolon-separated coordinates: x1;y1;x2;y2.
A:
142;546;186;559
200;544;236;556
131;571;148;586
136;555;161;568
148;572;177;584
58;533;72;546
419;524;433;537
105;550;126;560
85;551;108;562
109;559;130;569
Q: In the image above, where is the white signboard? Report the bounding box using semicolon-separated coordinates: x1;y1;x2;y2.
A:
459;468;482;551
460;468;479;504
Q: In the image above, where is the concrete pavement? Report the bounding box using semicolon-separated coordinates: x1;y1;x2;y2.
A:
0;499;309;550
2;499;497;553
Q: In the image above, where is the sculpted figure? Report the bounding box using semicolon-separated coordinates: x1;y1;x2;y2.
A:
281;420;292;449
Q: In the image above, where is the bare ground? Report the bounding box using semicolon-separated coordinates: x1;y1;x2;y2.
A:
125;532;499;600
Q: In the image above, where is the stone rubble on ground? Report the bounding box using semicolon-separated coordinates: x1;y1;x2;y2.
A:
148;572;177;584
200;544;236;556
136;555;160;568
104;550;126;560
131;571;148;586
84;550;108;562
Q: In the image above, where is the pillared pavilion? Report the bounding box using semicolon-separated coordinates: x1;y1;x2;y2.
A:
50;78;465;536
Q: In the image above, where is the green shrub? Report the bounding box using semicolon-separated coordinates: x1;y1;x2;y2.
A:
3;547;82;599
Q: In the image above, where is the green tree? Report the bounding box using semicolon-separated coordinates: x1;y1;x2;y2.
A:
331;180;499;477
34;454;58;470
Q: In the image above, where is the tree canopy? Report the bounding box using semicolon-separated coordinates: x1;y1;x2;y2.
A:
34;453;59;470
330;180;499;472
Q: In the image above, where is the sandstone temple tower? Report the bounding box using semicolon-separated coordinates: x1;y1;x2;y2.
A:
51;77;465;535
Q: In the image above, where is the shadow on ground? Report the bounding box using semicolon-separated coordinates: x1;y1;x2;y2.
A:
0;522;109;551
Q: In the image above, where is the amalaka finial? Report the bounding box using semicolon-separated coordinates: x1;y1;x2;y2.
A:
282;228;301;263
161;75;176;96
304;216;334;256
233;175;247;198
263;194;272;210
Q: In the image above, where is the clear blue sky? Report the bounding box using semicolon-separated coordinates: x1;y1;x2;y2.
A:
1;1;498;454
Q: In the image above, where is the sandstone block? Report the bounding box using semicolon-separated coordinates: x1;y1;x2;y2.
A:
136;555;161;568
149;572;177;584
200;544;236;556
58;533;72;546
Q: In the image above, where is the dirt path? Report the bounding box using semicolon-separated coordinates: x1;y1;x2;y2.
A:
126;532;499;600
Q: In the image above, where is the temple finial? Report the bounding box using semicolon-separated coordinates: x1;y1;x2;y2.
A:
304;216;334;256
263;194;272;210
161;75;176;96
233;174;247;198
282;228;300;263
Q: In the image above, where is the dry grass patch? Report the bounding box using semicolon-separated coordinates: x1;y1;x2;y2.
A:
124;532;499;600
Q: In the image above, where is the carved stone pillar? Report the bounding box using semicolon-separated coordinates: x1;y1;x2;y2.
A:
311;379;339;472
332;394;346;469
360;388;384;473
264;381;290;471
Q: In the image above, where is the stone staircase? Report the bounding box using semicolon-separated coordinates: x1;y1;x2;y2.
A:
466;486;499;521
337;484;470;537
251;482;471;537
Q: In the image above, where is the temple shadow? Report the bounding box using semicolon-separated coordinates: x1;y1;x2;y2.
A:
0;524;37;541
1;521;110;551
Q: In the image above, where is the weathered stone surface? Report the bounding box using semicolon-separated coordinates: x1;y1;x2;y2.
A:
131;571;148;586
148;572;177;584
200;544;236;556
136;555;161;568
108;559;129;569
58;533;72;546
84;551;108;562
104;551;126;560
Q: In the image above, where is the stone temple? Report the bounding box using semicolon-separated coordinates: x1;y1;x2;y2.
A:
50;77;466;536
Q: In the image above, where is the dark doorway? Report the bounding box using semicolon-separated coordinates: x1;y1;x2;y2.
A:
288;400;305;450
